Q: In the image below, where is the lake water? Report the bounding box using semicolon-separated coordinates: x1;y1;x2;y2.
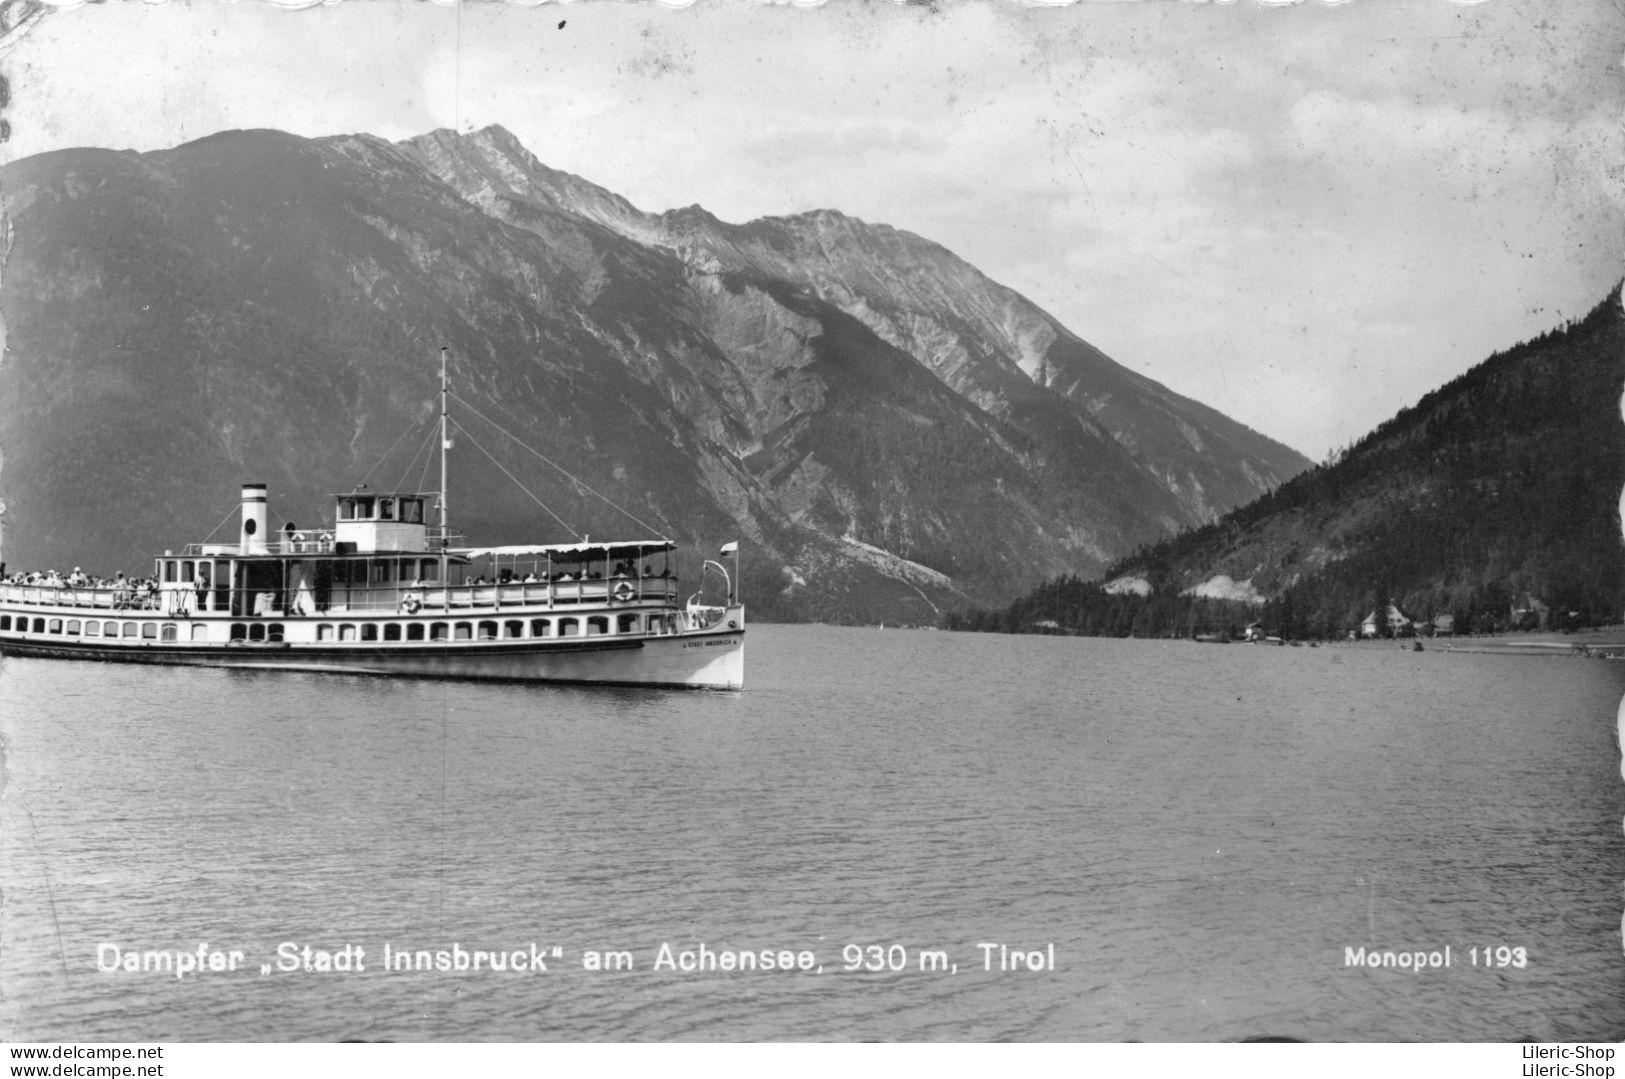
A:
2;625;1622;1042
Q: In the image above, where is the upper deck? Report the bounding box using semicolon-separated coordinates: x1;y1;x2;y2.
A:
188;486;451;557
1;482;685;620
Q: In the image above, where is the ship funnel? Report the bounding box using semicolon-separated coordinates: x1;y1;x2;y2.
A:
240;483;269;555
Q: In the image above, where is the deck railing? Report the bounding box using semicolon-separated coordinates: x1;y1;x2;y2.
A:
185;528;465;557
0;578;681;615
0;585;165;611
322;577;679;613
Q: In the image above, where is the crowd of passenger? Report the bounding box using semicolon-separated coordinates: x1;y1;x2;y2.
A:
465;564;671;586
4;559;674;607
0;565;163;608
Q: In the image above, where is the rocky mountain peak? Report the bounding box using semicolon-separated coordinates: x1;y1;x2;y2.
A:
660;203;725;230
397;126;653;239
0;125;1311;623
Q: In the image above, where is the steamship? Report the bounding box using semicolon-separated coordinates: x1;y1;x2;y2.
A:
0;355;745;689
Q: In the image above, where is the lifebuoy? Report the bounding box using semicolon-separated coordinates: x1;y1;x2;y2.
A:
401;594;422;614
612;581;635;602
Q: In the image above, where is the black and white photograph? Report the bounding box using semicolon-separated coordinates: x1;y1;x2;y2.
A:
1;0;1623;1058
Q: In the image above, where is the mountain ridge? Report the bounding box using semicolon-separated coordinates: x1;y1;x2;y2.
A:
396;125;1307;525
949;283;1625;637
0;125;1309;622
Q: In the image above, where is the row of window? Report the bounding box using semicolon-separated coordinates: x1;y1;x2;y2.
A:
312;613;661;642
337;495;426;523
162;558;444;585
1;615;185;641
0;612;668;644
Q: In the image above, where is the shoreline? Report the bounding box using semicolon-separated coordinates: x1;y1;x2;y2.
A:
1435;626;1625;658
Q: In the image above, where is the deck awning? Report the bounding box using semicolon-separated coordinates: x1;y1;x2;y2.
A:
450;540;676;560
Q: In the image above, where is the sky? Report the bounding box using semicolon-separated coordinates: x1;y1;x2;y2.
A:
4;0;1623;460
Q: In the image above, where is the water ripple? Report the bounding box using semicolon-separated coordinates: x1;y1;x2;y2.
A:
2;629;1622;1040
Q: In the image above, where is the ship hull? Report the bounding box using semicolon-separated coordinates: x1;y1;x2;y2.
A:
0;612;745;690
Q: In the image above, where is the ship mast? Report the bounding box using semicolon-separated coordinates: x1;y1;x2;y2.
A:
439;346;449;533
439;346;450;607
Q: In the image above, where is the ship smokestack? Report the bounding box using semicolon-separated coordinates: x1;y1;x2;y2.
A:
240;483;269;555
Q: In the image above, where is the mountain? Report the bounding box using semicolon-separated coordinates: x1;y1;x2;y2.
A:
949;285;1625;637
403;127;1304;528
0;124;1308;622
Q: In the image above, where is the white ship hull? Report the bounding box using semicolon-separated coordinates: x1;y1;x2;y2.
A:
0;602;745;689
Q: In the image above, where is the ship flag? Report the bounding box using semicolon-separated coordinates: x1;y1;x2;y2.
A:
720;541;738;556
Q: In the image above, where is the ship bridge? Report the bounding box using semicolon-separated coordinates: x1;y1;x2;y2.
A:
333;490;434;554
